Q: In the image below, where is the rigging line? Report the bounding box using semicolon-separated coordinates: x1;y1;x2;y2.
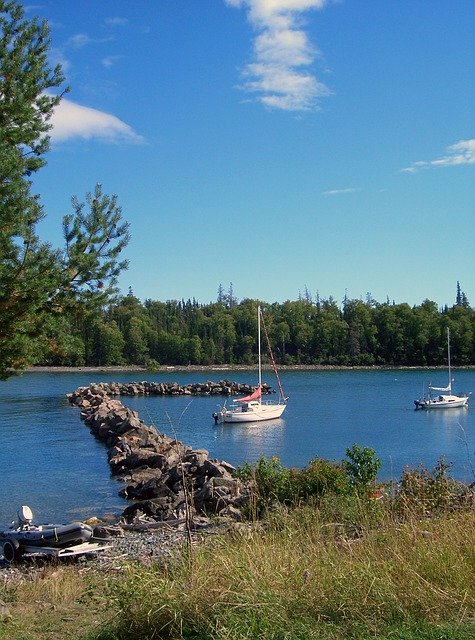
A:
259;308;286;403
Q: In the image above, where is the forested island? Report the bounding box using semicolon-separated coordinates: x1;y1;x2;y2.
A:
39;284;475;369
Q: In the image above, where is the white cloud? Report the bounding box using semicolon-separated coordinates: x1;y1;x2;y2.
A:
50;47;71;74
105;17;129;27
50;97;144;144
67;33;93;48
225;0;331;112
101;55;124;69
401;139;475;173
67;33;113;48
323;187;361;196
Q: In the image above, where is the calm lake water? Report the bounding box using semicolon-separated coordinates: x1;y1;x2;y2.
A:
0;369;473;526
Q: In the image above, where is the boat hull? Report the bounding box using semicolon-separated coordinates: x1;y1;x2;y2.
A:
414;395;469;410
1;522;94;549
220;401;286;423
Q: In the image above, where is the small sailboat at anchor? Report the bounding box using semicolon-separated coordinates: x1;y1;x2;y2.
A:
213;306;287;423
414;328;470;410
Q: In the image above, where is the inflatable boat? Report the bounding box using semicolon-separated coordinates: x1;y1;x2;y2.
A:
1;506;109;563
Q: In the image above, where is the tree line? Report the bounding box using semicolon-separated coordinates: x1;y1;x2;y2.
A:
1;3;473;376
39;286;475;368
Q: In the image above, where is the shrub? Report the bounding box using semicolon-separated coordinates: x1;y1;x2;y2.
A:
294;457;350;498
344;443;381;489
237;455;351;516
237;456;293;507
145;358;160;372
394;456;473;517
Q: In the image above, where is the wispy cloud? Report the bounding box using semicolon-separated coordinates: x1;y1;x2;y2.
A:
50;47;71;74
401;139;475;173
67;33;113;48
226;0;331;112
101;55;124;69
105;17;129;27
323;187;361;196
50;97;144;144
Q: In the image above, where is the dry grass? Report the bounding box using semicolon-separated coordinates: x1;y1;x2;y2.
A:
0;564;111;640
1;503;474;639
100;506;475;639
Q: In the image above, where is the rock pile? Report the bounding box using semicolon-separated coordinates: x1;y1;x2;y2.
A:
73;379;273;397
67;384;251;528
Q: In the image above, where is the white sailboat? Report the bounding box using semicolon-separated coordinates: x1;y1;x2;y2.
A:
414;328;470;410
213;306;287;423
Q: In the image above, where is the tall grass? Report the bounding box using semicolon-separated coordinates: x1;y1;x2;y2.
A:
0;565;110;639
2;454;474;640
95;505;475;640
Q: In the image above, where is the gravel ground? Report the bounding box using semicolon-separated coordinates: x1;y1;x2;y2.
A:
0;524;211;583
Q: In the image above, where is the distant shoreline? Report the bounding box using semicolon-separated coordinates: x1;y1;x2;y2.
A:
26;364;475;373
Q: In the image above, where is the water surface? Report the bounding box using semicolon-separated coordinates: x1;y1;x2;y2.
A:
0;369;473;525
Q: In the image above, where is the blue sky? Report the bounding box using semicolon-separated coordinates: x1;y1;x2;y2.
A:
28;0;474;308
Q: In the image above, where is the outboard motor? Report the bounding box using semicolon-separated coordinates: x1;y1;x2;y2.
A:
17;505;33;530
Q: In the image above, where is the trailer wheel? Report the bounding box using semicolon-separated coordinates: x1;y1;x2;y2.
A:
2;539;22;563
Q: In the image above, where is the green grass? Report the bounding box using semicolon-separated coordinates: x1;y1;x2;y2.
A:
1;495;474;639
0;564;111;639
92;506;475;640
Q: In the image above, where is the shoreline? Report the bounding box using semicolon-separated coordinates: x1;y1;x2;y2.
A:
26;364;475;373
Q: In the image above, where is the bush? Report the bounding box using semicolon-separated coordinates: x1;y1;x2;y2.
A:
394;457;473;517
237;456;293;508
344;444;381;489
293;457;350;499
145;358;160;372
237;455;351;516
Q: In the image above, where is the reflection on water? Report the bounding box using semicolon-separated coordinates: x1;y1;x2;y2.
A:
416;406;470;444
417;407;472;454
213;419;286;465
418;406;469;425
215;418;285;434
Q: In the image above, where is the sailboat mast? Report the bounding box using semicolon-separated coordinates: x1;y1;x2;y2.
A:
259;306;287;403
258;305;262;390
447;327;452;391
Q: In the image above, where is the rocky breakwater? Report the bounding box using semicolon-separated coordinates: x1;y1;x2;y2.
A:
67;383;251;529
77;379;273;397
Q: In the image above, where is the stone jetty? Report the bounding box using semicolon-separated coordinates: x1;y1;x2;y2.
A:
72;379;273;398
67;382;255;529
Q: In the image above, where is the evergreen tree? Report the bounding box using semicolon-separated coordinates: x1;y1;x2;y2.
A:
87;319;125;366
456;281;469;308
59;184;130;311
0;2;129;378
0;0;65;376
